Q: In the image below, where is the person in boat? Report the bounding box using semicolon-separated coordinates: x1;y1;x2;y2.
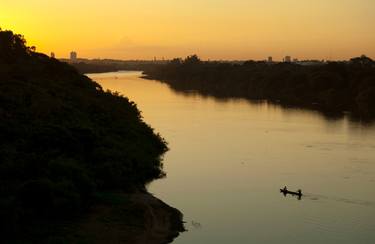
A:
297;189;302;195
283;186;287;192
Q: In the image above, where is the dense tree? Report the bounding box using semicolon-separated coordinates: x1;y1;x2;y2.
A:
144;55;375;119
0;29;168;235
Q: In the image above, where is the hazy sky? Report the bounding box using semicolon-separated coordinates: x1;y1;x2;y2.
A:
1;0;374;60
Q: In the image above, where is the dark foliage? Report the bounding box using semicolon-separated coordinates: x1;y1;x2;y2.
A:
71;61;164;74
144;55;375;119
0;29;168;235
72;62;121;73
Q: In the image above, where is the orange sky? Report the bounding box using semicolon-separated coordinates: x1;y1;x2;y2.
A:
1;0;374;60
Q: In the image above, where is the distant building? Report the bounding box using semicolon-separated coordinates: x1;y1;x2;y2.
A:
268;56;273;63
70;51;77;62
293;58;298;63
283;56;291;63
50;52;55;58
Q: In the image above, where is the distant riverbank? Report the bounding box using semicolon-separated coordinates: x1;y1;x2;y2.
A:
143;55;375;121
68;60;164;74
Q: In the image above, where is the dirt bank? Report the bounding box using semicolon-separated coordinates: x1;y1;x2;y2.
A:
68;192;185;244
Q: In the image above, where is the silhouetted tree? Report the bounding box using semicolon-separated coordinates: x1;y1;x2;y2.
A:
144;54;375;119
0;28;168;236
350;55;373;66
184;54;201;64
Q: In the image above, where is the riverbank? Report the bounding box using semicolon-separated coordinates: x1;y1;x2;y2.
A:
66;191;184;244
143;55;375;120
67;60;164;74
4;191;184;244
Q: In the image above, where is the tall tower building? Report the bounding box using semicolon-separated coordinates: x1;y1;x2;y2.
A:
50;52;55;58
70;51;77;62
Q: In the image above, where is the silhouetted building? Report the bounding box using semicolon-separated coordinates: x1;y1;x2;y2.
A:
283;56;291;62
51;52;55;58
268;56;273;63
293;58;298;62
70;51;77;62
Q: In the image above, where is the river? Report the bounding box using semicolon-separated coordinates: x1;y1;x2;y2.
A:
88;71;375;244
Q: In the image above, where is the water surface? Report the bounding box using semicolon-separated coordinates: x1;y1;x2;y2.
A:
89;71;375;244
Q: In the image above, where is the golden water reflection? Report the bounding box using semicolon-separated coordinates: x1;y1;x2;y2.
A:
90;71;375;244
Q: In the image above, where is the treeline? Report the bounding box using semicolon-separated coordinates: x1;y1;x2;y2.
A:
0;29;168;236
144;55;375;119
70;61;164;74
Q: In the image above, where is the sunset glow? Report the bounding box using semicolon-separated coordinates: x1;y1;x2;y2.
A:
1;0;374;60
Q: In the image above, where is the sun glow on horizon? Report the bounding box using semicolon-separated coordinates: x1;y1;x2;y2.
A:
1;0;374;60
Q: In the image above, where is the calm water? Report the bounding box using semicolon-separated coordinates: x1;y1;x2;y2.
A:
89;71;375;244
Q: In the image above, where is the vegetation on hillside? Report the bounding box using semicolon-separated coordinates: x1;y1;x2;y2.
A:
0;29;168;236
144;55;375;119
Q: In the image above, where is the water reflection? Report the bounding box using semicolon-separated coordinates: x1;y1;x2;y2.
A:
90;71;375;244
161;83;375;126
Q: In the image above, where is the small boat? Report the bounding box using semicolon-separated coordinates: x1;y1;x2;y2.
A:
280;187;303;197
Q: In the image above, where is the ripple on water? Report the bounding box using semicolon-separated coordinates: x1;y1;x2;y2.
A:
304;193;375;208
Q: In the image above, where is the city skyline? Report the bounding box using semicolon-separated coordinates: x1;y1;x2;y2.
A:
57;50;362;62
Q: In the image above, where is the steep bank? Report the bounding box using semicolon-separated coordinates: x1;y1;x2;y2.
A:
0;29;183;241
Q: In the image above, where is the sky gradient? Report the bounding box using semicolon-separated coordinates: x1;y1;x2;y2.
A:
1;0;374;60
